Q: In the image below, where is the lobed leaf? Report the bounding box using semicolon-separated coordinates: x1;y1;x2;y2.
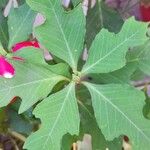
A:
26;0;86;71
82;17;149;74
84;82;150;149
0;48;68;113
24;83;80;150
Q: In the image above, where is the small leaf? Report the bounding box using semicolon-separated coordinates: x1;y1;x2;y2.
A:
82;17;149;74
84;82;150;149
24;83;80;150
8;3;36;49
26;0;86;71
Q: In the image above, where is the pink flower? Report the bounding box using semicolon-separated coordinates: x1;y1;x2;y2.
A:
0;41;40;79
0;56;15;78
12;41;40;52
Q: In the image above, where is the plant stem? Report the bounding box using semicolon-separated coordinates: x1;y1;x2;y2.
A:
8;129;26;142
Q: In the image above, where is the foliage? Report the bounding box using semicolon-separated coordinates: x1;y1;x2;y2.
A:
0;0;150;150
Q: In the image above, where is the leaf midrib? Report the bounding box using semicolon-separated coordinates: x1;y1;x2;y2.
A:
48;0;76;69
42;83;74;149
0;76;62;92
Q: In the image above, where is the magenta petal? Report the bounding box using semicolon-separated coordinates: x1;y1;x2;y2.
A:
12;41;40;52
0;56;15;78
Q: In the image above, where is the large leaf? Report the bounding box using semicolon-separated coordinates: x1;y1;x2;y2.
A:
8;3;36;49
0;48;68;113
86;0;124;49
77;85;123;150
127;41;150;76
26;0;85;71
82;17;149;74
24;83;80;150
84;82;150;149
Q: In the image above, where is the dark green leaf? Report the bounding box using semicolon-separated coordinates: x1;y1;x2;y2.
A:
86;0;124;49
8;3;36;49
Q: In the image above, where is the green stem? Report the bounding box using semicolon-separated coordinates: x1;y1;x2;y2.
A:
0;48;7;56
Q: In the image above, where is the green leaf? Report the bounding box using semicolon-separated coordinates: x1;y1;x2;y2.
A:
77;86;107;149
61;134;77;150
71;0;82;6
24;83;80;150
15;47;71;78
26;0;85;71
7;109;33;135
82;17;149;74
0;13;9;49
0;0;9;49
0;48;68;113
0;108;8;133
0;0;7;7
107;136;123;150
131;69;147;81
77;85;123;150
84;82;150;149
127;41;150;76
86;0;124;49
143;92;150;120
8;3;36;49
89;62;137;84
